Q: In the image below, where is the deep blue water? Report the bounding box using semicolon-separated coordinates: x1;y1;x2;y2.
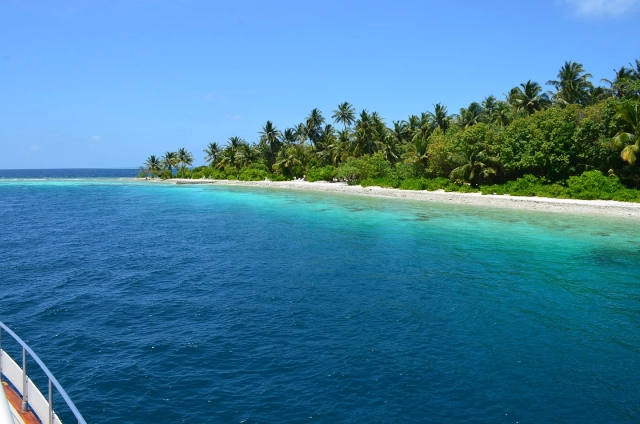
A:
0;175;639;423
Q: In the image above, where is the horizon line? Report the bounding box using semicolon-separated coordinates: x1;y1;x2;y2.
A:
0;167;140;170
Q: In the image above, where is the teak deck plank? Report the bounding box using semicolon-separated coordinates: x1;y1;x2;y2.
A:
3;380;41;424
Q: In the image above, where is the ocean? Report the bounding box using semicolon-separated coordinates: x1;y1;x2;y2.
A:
0;170;638;423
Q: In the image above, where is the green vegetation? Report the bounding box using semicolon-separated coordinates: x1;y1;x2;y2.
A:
140;59;640;202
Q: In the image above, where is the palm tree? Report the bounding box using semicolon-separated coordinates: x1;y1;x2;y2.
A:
457;102;484;128
282;128;297;146
320;124;337;146
274;145;307;178
326;129;353;164
371;111;385;126
332;102;356;129
490;101;511;127
228;136;243;150
314;124;338;163
630;59;640;80
379;131;402;163
290;144;309;176
371;112;387;149
203;142;222;166
449;148;498;187
305;108;325;147
145;155;162;177
508;80;551;114
547;61;593;105
354;110;377;156
237;142;258;168
428;103;450;133
482;96;497;116
601;66;634;98
294;123;309;145
161;151;179;175
391;120;410;144
403;137;429;169
411;112;434;144
585;86;609;105
176;147;194;177
259;120;283;166
610;102;640;164
217;136;244;171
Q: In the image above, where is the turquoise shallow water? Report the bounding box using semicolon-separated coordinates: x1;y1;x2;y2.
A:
0;176;639;423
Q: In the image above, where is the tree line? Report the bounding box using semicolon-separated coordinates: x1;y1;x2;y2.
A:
139;59;640;200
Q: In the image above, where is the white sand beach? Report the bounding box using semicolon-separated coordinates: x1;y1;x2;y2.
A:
140;178;640;218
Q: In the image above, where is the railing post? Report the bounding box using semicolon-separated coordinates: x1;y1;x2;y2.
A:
21;347;28;412
48;378;53;424
0;322;86;423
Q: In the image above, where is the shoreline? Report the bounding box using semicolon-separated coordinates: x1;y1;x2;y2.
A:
135;178;640;218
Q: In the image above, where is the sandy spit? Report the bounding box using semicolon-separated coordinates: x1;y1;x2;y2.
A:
134;178;640;218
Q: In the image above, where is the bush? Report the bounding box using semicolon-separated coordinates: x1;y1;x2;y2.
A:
390;162;418;180
398;177;468;192
482;175;543;196
267;173;289;181
478;171;640;201
205;168;228;179
336;163;362;183
456;184;480;193
360;177;401;188
480;175;566;197
176;168;192;178
423;177;456;191
223;165;239;179
238;164;270;181
191;166;213;179
136;167;149;178
399;178;428;190
357;177;480;193
336;153;392;183
191;166;214;179
307;166;337;182
566;170;640;201
191;165;208;174
159;170;172;180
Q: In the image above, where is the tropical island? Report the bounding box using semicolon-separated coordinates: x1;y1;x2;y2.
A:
138;59;640;203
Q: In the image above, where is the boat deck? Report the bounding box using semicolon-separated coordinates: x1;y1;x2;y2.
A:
2;380;40;424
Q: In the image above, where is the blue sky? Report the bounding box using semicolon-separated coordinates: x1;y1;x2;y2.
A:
1;0;639;168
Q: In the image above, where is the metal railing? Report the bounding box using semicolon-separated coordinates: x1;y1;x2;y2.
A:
0;322;87;424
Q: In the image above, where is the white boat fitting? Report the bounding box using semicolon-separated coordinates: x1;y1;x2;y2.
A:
0;381;12;424
0;322;87;424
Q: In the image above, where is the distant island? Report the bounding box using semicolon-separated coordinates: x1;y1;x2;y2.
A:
139;59;640;203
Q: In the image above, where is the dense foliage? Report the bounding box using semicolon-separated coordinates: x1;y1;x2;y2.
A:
139;59;640;202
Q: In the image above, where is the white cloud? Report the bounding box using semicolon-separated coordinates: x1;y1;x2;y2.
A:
204;93;214;101
89;135;103;141
29;144;41;151
565;0;640;17
223;113;242;120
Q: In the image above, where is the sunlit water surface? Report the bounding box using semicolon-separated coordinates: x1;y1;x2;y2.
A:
0;173;638;423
